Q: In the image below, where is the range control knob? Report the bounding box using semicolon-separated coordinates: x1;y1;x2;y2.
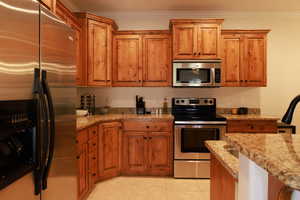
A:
181;100;185;103
176;100;180;104
209;100;213;104
204;100;208;104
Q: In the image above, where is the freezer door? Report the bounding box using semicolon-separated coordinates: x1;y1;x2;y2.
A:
0;0;39;100
39;5;77;200
0;1;40;200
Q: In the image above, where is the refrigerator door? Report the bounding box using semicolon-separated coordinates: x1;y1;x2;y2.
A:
0;1;40;200
39;5;77;200
0;0;39;100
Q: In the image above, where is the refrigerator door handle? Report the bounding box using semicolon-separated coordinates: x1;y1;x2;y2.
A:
41;70;56;190
33;68;49;195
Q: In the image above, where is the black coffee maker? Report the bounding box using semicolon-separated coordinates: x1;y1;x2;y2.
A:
136;95;146;114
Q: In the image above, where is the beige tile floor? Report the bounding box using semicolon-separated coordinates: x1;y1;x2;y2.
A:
88;177;210;200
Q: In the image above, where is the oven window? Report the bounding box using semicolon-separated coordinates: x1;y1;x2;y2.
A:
181;128;219;153
176;68;211;83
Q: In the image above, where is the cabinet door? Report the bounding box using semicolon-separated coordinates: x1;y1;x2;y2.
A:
88;20;111;86
122;131;148;175
243;34;267;86
148;132;172;176
98;122;121;180
77;143;89;200
197;24;220;59
221;33;243;86
113;35;143;86
172;24;197;59
73;27;84;86
211;154;236;200
142;34;171;87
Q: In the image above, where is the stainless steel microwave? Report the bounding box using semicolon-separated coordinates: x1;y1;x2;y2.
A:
173;60;221;87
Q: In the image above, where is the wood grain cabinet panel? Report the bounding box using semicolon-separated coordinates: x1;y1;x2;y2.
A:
211;154;236;200
112;35;143;86
122;120;173;176
76;13;118;87
268;175;292;200
227;120;277;133
221;34;243;86
142;34;171;86
221;30;269;87
172;24;197;59
170;19;223;60
98;122;122;180
88;21;112;86
122;131;148;175
148;133;172;176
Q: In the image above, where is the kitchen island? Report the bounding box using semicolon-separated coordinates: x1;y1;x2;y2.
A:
223;134;300;200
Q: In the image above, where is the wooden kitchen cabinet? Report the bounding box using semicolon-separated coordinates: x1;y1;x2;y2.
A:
55;1;84;86
221;30;270;87
268;175;292;200
76;13;118;87
39;0;56;12
76;129;90;200
112;31;171;87
122;120;173;176
98;121;122;180
170;19;224;60
211;154;236;200
227;120;277;133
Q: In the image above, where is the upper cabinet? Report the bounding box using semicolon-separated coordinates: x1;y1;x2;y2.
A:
112;31;171;87
221;30;270;87
39;0;56;12
55;1;83;86
170;19;224;60
76;13;118;87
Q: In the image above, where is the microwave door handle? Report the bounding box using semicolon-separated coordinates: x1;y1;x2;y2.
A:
211;68;215;86
41;70;55;190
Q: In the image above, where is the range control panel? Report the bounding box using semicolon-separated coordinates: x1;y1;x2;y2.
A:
173;98;215;106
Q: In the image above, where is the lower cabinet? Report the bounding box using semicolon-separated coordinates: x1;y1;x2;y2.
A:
98;121;122;180
77;128;94;200
211;154;236;200
227;120;277;133
122;120;173;176
268;175;292;200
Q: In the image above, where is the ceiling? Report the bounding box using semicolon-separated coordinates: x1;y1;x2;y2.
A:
72;0;300;12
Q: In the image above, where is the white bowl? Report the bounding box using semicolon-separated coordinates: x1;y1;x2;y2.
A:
76;109;88;117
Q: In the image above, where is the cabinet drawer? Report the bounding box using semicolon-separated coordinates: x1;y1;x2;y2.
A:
88;126;98;139
123;120;171;132
89;151;98;180
77;129;88;145
227;120;277;133
88;137;98;153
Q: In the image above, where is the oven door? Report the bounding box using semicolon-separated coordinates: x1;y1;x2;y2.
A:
173;63;214;87
174;124;224;160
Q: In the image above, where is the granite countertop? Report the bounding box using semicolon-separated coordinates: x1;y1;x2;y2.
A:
226;134;300;190
221;114;279;121
77;114;174;131
205;141;239;179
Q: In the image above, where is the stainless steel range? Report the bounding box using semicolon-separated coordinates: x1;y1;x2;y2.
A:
172;98;226;178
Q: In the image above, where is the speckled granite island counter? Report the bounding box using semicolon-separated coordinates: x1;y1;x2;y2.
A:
77;114;174;131
226;133;300;200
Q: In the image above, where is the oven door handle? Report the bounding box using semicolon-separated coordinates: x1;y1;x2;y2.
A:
174;124;226;129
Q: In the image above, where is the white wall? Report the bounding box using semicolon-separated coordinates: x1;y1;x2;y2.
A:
78;11;300;128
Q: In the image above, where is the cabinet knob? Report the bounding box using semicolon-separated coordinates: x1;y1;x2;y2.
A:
240;80;244;82
143;136;147;140
245;80;248;82
146;126;150;128
149;137;152;140
92;173;96;177
93;143;96;146
93;157;96;160
198;52;201;56
76;156;80;159
193;52;196;56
